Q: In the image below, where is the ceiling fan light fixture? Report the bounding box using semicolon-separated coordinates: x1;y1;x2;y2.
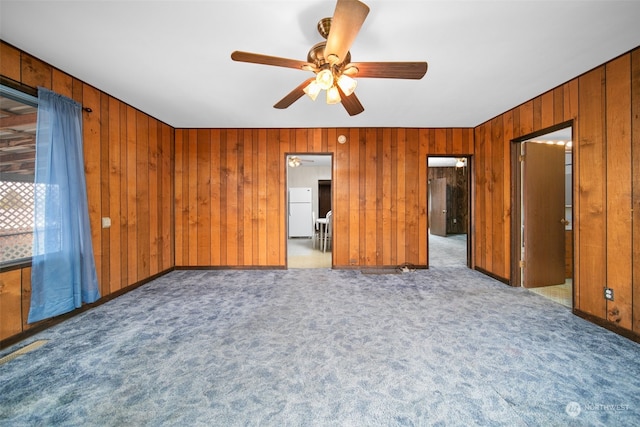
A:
337;74;357;96
342;65;359;76
327;54;340;66
288;156;301;167
316;68;334;90
326;86;341;104
231;0;427;117
303;80;322;101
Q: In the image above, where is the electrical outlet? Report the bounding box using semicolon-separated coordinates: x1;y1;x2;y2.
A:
604;288;614;301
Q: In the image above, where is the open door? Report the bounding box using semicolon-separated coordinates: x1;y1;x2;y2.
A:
430;177;447;237
521;142;566;288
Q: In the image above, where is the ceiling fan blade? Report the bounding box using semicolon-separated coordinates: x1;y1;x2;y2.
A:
324;0;370;65
337;85;364;116
231;51;315;71
274;77;316;109
344;62;428;79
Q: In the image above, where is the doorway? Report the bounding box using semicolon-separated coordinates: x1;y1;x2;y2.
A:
512;124;573;308
427;156;471;267
286;154;332;269
318;180;332;218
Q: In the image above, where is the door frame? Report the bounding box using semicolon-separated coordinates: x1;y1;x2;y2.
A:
427;155;473;268
285;152;334;269
510;121;573;287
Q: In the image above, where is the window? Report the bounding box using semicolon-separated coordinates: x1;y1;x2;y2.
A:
0;84;38;266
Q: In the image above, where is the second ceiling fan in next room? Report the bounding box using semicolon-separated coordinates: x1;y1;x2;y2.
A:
231;0;428;116
288;156;315;168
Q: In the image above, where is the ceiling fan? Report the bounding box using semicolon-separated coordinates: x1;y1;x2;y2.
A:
231;0;428;116
288;156;315;167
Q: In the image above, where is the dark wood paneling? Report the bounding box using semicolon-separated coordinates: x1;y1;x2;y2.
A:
473;47;639;337
82;84;102;296
474;124;487;270
491;116;506;276
174;128;474;268
605;55;632;328
0;43;21;81
632;49;640;333
148;119;159;275
108;96;122;292
0;269;22;340
21;55;51;89
0;42;174;345
502;110;514;269
577;67;607;318
566;231;573;278
4;38;638;344
100;93;111;297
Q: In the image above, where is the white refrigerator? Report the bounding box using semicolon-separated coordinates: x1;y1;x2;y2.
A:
288;187;312;237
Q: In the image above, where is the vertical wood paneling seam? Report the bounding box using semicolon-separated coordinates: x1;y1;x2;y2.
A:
631;49;640;331
603;66;609;317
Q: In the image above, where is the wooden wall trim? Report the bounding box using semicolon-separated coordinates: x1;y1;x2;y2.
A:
474;266;509;285
573;308;640;345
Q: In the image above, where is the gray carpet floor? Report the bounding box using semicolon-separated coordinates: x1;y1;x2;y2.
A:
429;233;467;267
1;267;639;426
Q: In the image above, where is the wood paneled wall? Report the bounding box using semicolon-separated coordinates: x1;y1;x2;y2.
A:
3;39;638;343
174;128;473;268
474;80;578;281
474;47;640;336
0;42;174;343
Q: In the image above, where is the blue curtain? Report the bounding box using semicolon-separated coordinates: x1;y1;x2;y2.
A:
28;88;100;323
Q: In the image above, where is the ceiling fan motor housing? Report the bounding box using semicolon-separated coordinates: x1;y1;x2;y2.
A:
307;42;351;70
317;17;332;39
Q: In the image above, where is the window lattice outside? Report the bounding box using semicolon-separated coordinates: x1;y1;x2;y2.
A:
0;181;35;263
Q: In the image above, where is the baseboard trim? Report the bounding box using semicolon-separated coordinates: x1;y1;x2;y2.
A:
334;264;427;271
474;266;510;284
174;265;286;270
0;267;175;350
573;309;640;344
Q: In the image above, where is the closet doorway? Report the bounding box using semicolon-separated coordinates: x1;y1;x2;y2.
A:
512;124;573;308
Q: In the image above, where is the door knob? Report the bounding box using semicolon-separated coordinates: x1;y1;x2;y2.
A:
560;219;569;226
442;210;447;214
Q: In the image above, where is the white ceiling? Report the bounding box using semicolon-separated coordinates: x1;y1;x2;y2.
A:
1;1;639;129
